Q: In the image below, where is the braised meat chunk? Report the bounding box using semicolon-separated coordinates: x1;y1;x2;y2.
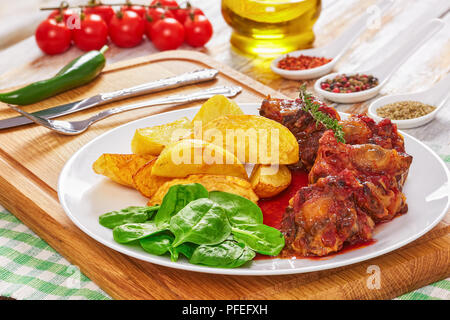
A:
310;130;412;222
281;170;375;257
262;95;413;257
260;97;340;169
260;98;406;169
340;114;406;153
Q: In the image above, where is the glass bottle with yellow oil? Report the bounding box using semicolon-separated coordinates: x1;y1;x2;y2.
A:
222;0;321;56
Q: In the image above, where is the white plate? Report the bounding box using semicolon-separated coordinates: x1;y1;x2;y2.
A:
58;103;450;276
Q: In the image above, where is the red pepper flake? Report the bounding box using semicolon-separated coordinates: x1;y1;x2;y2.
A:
277;55;332;71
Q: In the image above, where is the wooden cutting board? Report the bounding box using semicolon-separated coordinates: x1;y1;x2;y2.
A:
0;50;448;300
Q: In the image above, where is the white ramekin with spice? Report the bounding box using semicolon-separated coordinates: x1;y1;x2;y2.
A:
368;73;450;129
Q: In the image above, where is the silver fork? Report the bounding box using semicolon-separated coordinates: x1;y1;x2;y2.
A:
7;86;242;135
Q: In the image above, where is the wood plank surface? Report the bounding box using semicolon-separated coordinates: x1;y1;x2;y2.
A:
0;50;448;300
0;0;449;300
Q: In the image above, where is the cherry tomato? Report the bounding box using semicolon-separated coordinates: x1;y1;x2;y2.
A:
145;7;174;39
109;11;145;48
73;14;108;51
83;5;115;25
173;7;204;25
121;4;147;18
150;17;184;51
48;8;79;24
184;14;213;47
35;18;72;55
150;0;179;10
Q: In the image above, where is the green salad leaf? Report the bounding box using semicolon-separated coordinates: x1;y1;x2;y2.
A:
139;233;174;256
113;222;163;244
231;224;285;256
99;205;159;229
101;183;287;268
190;240;255;268
169;242;197;262
139;232;197;262
154;183;209;226
170;198;231;247
209;191;263;226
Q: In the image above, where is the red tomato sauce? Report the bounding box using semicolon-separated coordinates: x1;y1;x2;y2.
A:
254;170;309;261
258;169;309;230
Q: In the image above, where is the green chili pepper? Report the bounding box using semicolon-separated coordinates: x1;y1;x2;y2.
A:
0;45;108;106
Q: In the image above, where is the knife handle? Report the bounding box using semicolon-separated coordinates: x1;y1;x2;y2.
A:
99;68;219;103
91;86;242;124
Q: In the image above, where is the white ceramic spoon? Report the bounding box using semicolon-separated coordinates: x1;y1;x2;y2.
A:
271;0;393;80
314;19;444;104
367;73;450;129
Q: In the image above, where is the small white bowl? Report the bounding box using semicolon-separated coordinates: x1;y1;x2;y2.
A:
271;49;335;80
368;81;449;130
368;96;437;129
368;71;450;129
314;72;381;104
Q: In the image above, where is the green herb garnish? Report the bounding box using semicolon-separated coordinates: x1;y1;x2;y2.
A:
299;85;346;143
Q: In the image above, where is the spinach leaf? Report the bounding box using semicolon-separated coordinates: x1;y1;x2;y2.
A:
209;191;263;226
139;232;197;262
139;232;173;256
170;198;231;247
99;205;159;229
189;240;255;268
169;242;197;262
231;224;285;256
113;222;163;244
154;184;209;226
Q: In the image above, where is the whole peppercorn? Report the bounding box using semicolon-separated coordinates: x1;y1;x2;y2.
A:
320;74;379;93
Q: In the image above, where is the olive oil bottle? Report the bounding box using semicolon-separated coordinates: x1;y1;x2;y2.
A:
222;0;321;56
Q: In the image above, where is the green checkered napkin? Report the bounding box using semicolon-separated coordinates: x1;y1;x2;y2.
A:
397;280;450;300
0;209;110;300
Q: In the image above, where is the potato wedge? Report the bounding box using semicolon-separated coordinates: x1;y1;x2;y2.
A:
132;158;172;198
131;117;192;156
196;115;299;164
250;164;292;198
151;139;248;180
148;174;258;206
93;154;156;187
192;95;244;125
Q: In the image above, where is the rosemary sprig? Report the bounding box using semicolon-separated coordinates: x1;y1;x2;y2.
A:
299;85;346;143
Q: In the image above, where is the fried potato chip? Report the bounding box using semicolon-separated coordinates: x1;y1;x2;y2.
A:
132;158;172;198
195;115;299;164
148;174;259;206
192;95;244;125
151;139;248;180
131;117;192;156
93;154;156;187
250;164;292;198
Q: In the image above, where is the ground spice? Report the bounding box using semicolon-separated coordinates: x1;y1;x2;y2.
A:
377;101;436;120
320;73;378;93
277;55;332;70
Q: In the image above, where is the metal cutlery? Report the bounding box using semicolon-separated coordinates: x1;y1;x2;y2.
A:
0;68;219;130
7;86;242;135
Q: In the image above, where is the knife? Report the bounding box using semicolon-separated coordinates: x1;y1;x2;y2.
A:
0;68;219;130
